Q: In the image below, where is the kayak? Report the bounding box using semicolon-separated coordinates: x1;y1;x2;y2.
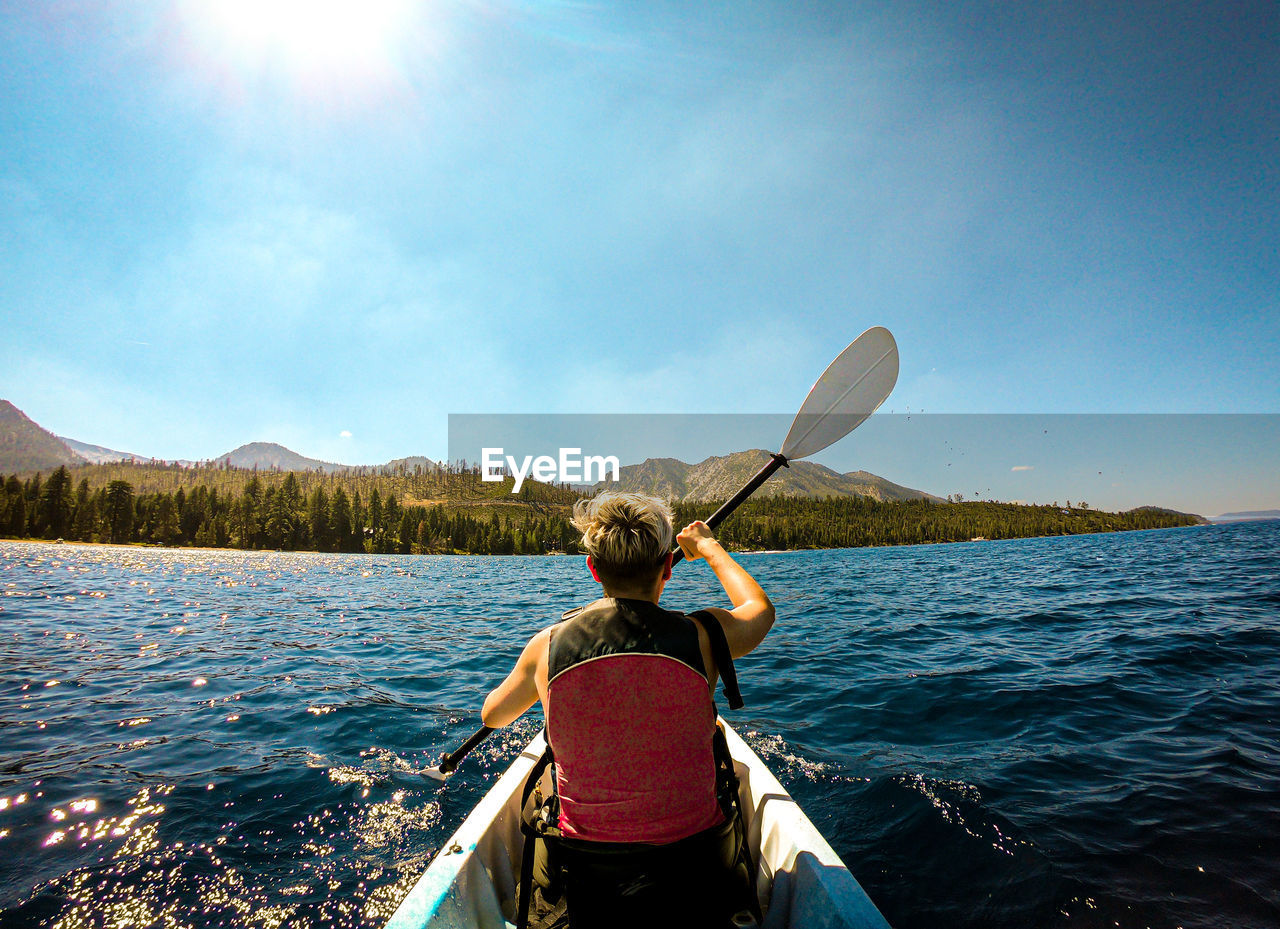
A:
385;722;891;929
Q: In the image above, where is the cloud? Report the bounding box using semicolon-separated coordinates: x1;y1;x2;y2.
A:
340;430;353;439
1011;465;1034;471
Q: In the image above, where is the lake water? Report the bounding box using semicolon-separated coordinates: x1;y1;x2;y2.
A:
1;522;1278;929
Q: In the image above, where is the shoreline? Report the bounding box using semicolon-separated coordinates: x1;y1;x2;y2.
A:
0;521;1210;558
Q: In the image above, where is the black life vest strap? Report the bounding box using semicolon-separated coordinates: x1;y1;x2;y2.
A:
516;744;557;929
689;610;744;710
712;720;764;923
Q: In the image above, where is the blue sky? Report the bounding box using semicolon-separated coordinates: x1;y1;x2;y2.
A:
2;1;1276;512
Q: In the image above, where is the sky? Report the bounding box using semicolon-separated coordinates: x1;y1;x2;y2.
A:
2;1;1276;514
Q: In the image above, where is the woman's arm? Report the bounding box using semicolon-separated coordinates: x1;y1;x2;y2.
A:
480;626;551;728
677;521;775;658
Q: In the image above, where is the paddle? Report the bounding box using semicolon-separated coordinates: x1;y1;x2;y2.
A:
425;326;899;780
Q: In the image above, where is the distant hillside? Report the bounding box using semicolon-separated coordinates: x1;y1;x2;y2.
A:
58;436;151;465
382;455;441;472
53;433;437;475
843;470;946;503
1127;505;1210;526
1210;509;1280;523
217;442;350;473
604;457;695;499
0;400;84;472
598;449;940;503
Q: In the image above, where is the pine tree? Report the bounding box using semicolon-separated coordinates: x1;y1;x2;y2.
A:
24;473;42;536
38;466;74;538
237;477;264;548
398;510;414;554
264;473;302;549
331;488;355;552
104;480;135;544
368;489;384;552
72;479;96;541
384;495;402;551
308;487;331;552
2;476;24;537
154;494;180;546
180;486;206;542
352;491;366;552
280;473;303;548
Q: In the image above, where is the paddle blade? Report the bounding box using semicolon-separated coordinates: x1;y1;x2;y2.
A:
780;326;898;461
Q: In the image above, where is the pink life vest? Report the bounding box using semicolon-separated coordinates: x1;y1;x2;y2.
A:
546;598;724;845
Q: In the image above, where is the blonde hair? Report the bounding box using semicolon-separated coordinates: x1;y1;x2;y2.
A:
572;492;674;581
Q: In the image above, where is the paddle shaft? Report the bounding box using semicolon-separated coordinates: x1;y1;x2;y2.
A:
670;452;788;566
436;724;495;776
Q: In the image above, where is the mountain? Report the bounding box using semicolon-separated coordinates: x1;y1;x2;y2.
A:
596;449;941;503
0;400;85;472
1209;509;1280;523
216;442;350;473
602;457;695;499
380;456;441;472
58;436;152;465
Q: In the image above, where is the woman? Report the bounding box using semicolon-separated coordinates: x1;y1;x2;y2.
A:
481;491;775;927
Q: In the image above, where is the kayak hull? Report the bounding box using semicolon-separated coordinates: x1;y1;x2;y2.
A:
386;724;890;929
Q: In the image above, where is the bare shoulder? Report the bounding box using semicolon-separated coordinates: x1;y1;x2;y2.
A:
510;624;551;667
526;623;557;654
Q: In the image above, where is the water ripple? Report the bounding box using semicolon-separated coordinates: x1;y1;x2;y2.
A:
2;523;1279;929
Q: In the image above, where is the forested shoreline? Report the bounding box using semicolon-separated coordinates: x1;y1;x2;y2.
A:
0;465;581;555
671;497;1200;549
1;464;1200;555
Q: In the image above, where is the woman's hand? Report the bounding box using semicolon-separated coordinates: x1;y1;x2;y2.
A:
676;521;720;561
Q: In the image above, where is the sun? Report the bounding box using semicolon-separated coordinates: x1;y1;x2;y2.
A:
180;0;416;100
204;0;408;66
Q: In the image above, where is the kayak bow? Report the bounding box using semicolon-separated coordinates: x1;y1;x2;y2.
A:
386;722;890;929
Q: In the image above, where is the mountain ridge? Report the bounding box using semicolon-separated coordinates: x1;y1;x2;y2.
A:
58;436;153;465
1;400;85;472
3;400;937;502
0;399;938;502
1209;509;1280;523
596;448;942;503
216;442;351;474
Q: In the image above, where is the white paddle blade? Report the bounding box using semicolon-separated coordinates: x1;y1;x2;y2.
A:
780;326;899;461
